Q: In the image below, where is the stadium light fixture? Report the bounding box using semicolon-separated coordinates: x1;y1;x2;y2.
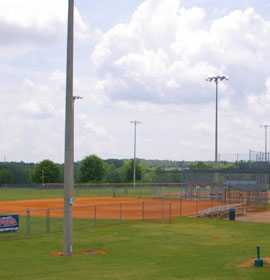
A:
73;96;83;101
130;121;142;188
206;76;228;170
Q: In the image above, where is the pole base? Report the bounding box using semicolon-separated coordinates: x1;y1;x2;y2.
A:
254;258;264;267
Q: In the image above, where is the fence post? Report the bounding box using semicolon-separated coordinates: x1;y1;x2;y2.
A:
120;203;122;224
170;203;172;224
26;208;30;234
94;205;97;227
196;196;198;213
162;200;164;219
46;208;50;233
248;191;250;207
142;202;144;221
180;197;182;217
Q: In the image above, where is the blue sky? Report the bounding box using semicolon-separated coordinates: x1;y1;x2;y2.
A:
1;0;270;163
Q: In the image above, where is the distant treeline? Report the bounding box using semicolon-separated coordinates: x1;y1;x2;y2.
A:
0;158;243;185
0;158;188;185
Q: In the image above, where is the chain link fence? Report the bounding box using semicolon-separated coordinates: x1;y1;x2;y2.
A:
0;200;172;237
0;183;269;238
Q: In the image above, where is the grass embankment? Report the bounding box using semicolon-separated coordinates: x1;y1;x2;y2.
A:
0;217;269;280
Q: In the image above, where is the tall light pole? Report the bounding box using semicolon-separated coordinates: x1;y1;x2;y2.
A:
206;76;228;171
260;125;270;162
63;0;74;257
130;121;142;188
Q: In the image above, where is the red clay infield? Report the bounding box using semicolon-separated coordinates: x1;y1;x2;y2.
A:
0;197;222;220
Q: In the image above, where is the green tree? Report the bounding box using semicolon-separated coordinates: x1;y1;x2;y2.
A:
104;159;124;168
150;166;168;183
125;160;142;182
79;155;105;183
0;168;14;185
189;161;213;169
142;171;155;183
169;168;182;183
31;159;61;183
0;162;32;184
104;162;124;183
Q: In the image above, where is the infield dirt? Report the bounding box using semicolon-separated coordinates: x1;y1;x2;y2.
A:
0;197;223;219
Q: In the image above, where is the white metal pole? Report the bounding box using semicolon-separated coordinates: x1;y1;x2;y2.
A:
265;126;267;162
63;0;74;257
206;76;228;183
130;121;142;188
133;122;137;188
260;125;270;162
215;80;218;169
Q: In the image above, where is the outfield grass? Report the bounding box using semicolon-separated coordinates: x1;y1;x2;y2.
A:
0;217;269;280
0;188;65;201
0;186;180;201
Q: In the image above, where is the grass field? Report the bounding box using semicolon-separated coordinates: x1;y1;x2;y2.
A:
0;187;65;201
1;217;270;280
0;186;186;201
1;187;269;279
0;187;148;201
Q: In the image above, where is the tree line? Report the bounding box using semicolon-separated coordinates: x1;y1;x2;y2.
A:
0;156;185;185
0;157;240;185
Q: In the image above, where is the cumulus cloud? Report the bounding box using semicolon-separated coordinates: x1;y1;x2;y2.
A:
0;0;90;59
1;0;270;162
74;114;120;159
91;0;270;106
17;74;65;120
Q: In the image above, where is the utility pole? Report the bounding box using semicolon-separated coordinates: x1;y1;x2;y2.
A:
130;121;142;188
206;76;228;170
63;0;74;257
260;125;270;162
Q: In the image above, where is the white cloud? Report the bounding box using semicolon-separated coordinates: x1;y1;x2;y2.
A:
210;8;270;70
0;0;90;60
74;114;121;160
17;74;65;120
1;0;270;163
91;1;270;108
